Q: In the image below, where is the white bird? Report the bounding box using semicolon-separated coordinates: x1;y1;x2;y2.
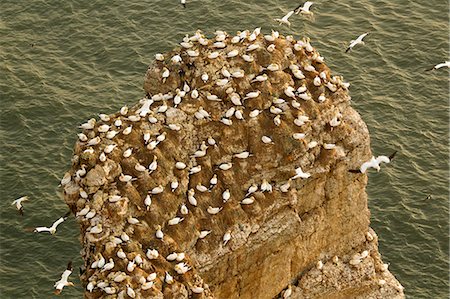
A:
295;1;314;16
189;165;202;175
117;249;127;259
181;0;186;8
101;258;115;272
146;249;159;260
11;196;28;215
127;286;136;298
34;211;70;234
274;10;295;27
280;180;291;193
243;90;261;100
291;166;311;179
207;206;223;215
151;185;164;195
261;135;274;144
350;151;397;173
198;230;211;239
79;118;96;130
168;217;184;226
260;179;272;192
249;109;261;118
346;33;369;53
223;230;231;245
171;180;179;192
192;286;205;294
196;184;209;193
165;272;174;284
241;196;255;205
180;203;189;215
426;61;450;71
218;162;232;171
283;285;292;298
209;174;218;189
245;184;258;196
222;189;231;202
54;261;74;295
148;156;158;173
155;225;164;239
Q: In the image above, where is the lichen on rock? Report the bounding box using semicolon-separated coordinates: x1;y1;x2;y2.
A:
62;28;404;298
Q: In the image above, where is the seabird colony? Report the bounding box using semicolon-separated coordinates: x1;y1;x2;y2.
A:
60;28;364;297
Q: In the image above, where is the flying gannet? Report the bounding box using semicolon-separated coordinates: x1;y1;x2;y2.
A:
349;151;397;173
274;10;295;27
54;261;74;295
11;196;28;216
295;1;314;17
426;61;450;71
34;211;71;234
345;33;369;53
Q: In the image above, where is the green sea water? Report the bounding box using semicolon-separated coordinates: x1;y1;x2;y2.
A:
0;1;448;298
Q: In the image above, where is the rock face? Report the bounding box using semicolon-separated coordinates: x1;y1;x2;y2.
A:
62;29;404;298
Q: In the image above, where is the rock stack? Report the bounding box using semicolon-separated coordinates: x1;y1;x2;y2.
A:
62;29;404;298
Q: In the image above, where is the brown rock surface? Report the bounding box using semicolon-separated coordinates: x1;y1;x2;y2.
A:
62;29;404;298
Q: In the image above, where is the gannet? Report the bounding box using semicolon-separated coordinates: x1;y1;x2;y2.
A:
245;184;258;196
274;10;295;27
249;109;261;118
223;230;231;245
165;272;174;284
295;1;314;16
155;225;164;239
175;262;191;274
218;162;232;170
54;261;74;295
79;118;96;130
188;189;197;206
11;196;28;215
180;203;189;215
122;125;132;135
280;180;291;193
34;211;70;234
241;196;255;205
234;151;251;159
198;230;211;239
252;74;268;83
77;133;88;142
283;285;292;298
192;286;205;294
181;0;186;8
207;206;223;215
426;61;450;71
345;33;369;53
209;174;218;189
171;180;179;192
168;217;184;225
260;179;272;192
222;189;231;202
151;185;164;194
146;248;159;260
262;135;274;144
99;113;110;122
120;106;128;115
189;165;202;174
148;156;158;173
349;151;397;173
291;166;311;179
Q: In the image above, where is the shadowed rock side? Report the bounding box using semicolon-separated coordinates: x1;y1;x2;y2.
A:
62;29;404;298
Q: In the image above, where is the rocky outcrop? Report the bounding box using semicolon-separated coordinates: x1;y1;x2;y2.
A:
61;29;404;298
